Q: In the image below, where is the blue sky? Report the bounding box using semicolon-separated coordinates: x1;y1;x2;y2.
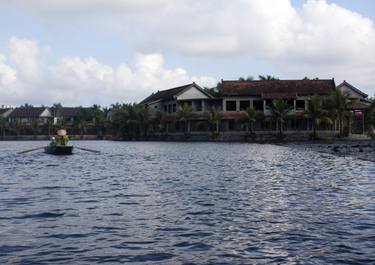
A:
0;0;374;106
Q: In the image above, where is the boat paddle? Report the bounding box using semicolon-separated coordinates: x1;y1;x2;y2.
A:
75;147;101;153
17;147;45;154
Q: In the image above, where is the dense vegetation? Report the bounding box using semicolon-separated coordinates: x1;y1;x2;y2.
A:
1;89;374;140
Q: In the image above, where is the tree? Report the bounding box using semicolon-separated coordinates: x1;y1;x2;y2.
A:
30;119;39;139
241;107;262;135
324;89;351;136
74;107;90;136
46;117;54;136
206;106;220;139
155;111;167;136
238;76;254;81
92;104;106;138
10;118;21;136
177;103;193;136
305;95;332;139
136;104;149;138
269;99;293;137
258;75;279;80
0;116;6;138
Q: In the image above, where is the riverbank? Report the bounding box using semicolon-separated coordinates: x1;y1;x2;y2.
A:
285;140;375;162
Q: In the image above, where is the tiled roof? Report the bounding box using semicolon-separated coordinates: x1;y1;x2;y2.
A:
56;107;93;117
337;81;368;98
141;84;193;104
8;107;49;118
0;108;11;116
219;79;336;97
347;102;370;110
141;83;213;104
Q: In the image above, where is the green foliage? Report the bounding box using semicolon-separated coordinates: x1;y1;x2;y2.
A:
241;107;263;134
177;103;193;135
258;75;279;80
324;89;351;136
269;99;293;136
155;111;166;134
203;86;222;97
205;106;220;139
306;95;332;139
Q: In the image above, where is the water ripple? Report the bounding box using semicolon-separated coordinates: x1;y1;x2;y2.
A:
0;140;374;264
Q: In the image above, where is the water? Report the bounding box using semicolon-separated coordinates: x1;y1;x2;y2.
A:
0;141;374;264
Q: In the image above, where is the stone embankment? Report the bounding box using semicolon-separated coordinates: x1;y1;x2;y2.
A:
288;140;375;162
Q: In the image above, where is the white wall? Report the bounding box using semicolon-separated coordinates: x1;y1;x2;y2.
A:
338;85;364;99
177;86;209;100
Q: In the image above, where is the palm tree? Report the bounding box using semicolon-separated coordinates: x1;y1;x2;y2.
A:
206;106;220;139
241;107;262;135
155;111;167;136
0;116;6;138
46;117;53;136
74;107;90;137
92;105;105;138
325;89;351;136
177;103;193;136
136;104;149;138
305;95;332;139
258;75;279;81
30;119;39;139
10;118;21;136
269;99;293;137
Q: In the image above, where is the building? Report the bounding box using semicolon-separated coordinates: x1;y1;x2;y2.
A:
218;79;336;132
0;108;13;119
142;79;338;137
337;81;372;135
7;107;53;125
54;107;95;126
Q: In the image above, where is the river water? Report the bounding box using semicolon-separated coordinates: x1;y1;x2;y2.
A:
0;141;374;264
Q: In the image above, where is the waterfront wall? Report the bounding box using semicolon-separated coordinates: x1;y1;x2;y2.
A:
0;135;100;141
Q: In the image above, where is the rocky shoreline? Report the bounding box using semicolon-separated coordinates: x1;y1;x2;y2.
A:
287;140;375;162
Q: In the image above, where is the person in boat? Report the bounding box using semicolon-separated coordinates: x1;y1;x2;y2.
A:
55;129;69;146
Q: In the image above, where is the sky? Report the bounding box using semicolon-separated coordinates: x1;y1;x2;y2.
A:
0;0;374;106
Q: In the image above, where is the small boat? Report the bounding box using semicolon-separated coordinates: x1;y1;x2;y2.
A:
44;144;74;155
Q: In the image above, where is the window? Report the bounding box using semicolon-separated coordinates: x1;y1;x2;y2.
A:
240;101;250;111
164;105;167;112
226;100;237;111
168;104;172;113
228;120;235;130
154;105;158;109
195;101;202;111
172;104;176;112
265;99;273;109
253;100;264;111
296;100;305;110
287;99;294;108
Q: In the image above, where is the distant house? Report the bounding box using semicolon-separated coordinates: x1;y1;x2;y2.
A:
337;81;372;134
337;81;369;102
54;107;95;125
141;79;337;134
7;107;52;125
0;108;13;118
141;82;216;114
218;79;336;131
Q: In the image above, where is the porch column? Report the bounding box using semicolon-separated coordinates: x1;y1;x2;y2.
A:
222;99;226;112
202;100;206;112
362;111;365;135
236;100;240;112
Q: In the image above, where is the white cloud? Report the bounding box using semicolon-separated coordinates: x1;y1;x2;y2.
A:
0;37;217;106
0;0;374;96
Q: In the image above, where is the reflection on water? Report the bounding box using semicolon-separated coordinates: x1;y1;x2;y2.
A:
0;141;374;264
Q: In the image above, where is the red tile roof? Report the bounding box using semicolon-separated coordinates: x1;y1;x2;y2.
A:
347;102;370;110
219;79;336;97
8;107;49;118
